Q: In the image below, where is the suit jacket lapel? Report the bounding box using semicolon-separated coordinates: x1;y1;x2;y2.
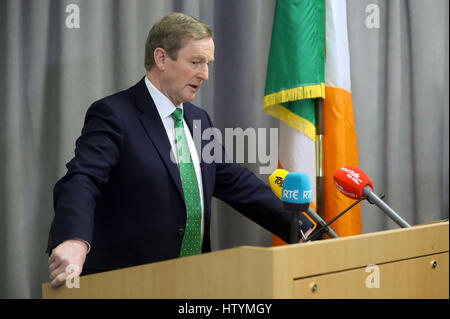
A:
132;78;184;201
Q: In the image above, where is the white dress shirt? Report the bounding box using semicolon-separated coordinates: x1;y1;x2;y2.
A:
145;75;205;241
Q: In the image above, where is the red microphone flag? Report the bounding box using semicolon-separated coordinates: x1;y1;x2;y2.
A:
333;166;374;199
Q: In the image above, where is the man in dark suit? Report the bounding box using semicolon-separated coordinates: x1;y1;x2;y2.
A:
47;12;313;288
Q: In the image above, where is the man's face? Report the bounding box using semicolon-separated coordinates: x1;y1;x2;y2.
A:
160;37;215;106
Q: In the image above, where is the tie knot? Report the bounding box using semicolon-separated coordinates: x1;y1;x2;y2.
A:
172;108;183;123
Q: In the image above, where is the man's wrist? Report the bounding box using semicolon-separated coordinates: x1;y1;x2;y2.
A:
69;238;91;254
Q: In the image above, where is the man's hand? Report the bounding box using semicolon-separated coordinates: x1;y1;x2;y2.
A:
48;239;88;289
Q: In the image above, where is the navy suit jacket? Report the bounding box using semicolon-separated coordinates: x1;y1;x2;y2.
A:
47;77;313;275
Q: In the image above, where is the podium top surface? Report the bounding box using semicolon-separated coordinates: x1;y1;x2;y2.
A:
42;221;449;299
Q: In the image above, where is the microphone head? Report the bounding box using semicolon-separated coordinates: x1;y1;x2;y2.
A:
268;169;289;200
333;166;374;199
281;172;311;212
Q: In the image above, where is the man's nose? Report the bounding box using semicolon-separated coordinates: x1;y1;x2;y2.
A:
197;64;209;81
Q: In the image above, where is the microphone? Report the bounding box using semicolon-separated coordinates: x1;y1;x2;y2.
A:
334;166;411;228
282;172;312;211
281;172;312;243
268;168;288;200
268;169;339;239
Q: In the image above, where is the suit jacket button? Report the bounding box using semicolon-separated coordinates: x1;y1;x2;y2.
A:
177;228;185;236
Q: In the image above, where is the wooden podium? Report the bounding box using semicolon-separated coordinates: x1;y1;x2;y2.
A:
42;221;448;299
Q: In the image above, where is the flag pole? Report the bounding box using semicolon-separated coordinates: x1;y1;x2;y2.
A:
316;98;325;234
316;0;326;233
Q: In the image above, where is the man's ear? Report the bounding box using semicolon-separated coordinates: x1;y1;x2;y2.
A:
153;48;166;71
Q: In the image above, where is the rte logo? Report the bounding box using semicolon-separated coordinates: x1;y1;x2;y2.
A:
283;190;311;201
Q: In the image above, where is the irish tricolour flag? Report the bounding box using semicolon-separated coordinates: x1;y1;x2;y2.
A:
263;0;360;244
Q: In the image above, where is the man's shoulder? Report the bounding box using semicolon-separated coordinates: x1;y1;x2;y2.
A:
94;86;134;109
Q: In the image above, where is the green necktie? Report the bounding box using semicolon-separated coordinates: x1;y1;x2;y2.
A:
171;108;202;257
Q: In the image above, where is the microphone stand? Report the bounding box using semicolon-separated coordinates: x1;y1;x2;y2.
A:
362;186;411;228
306;207;339;238
304;194;383;242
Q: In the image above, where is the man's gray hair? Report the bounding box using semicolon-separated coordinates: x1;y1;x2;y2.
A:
144;12;213;70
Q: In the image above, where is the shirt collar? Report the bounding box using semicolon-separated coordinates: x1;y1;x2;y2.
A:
144;75;183;120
